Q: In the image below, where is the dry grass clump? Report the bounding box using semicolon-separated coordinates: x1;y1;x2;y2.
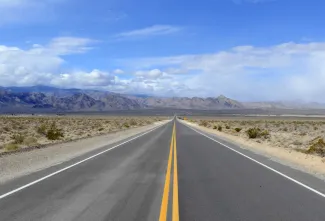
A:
0;116;166;153
186;117;325;157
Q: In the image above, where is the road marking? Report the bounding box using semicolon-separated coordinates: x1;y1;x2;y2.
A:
181;121;325;198
159;124;174;221
0;122;168;200
172;122;179;221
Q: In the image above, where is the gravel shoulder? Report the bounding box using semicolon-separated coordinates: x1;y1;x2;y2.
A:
0;120;168;184
181;120;325;181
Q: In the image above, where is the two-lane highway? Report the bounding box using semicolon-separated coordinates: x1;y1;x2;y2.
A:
1;119;325;220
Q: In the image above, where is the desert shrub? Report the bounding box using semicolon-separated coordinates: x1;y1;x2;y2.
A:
235;128;242;132
246;128;260;139
46;122;64;140
10;133;25;144
200;120;208;127
37;124;47;135
246;128;269;139
3;126;10;132
283;127;288;132
213;125;217;130
98;128;104;131
306;138;325;156
23;137;38;146
314;126;318;130
218;126;222;131
4;143;20;151
226;125;230;129
123;122;130;128
260;130;270;138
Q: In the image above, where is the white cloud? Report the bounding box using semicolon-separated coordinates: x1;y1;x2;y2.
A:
52;69;116;87
36;37;97;55
2;38;325;101
114;25;181;39
0;37;101;87
113;69;124;74
119;42;325;101
135;69;166;79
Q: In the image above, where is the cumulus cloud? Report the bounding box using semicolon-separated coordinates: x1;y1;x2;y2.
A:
51;69;116;87
135;69;166;79
2;37;325;101
120;42;325;101
0;37;102;87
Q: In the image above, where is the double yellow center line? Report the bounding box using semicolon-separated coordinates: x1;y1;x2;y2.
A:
159;122;179;221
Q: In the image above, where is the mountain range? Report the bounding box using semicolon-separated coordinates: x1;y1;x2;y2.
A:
1;85;325;112
0;86;243;112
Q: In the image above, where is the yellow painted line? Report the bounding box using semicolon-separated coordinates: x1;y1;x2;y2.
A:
172;122;179;221
159;123;174;221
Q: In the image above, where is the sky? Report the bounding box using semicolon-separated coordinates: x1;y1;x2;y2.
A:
0;0;325;101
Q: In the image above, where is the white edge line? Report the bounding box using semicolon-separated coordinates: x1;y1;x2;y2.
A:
0;121;170;200
178;120;325;198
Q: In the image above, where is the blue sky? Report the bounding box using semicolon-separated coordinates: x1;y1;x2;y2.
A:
0;0;325;101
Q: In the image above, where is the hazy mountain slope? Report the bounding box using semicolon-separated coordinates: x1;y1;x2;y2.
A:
136;95;243;109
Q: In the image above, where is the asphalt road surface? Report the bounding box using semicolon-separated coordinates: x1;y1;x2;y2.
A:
1;119;325;221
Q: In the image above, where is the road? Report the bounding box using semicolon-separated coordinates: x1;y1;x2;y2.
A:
1;119;325;220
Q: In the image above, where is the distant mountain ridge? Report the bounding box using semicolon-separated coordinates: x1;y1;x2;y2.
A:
2;85;324;112
0;86;243;111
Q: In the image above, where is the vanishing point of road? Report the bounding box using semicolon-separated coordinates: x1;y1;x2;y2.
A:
1;119;325;220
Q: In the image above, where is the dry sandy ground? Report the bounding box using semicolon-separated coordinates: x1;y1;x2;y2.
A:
0;120;169;184
0;116;167;153
181;119;325;180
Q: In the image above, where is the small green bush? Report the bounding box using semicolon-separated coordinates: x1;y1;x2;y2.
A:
98;128;104;131
5;143;20;151
46;122;64;140
213;125;217;129
246;128;260;139
218;126;222;131
306;138;325;156
123;122;130;128
235;128;242;132
226;125;230;129
246;128;269;139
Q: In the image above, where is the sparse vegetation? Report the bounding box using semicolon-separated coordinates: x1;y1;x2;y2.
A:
186;117;325;156
306;138;325;156
4;143;20;151
46;122;64;140
11;133;25;144
200;120;208;127
235;128;242;132
0;116;166;153
246;128;261;139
